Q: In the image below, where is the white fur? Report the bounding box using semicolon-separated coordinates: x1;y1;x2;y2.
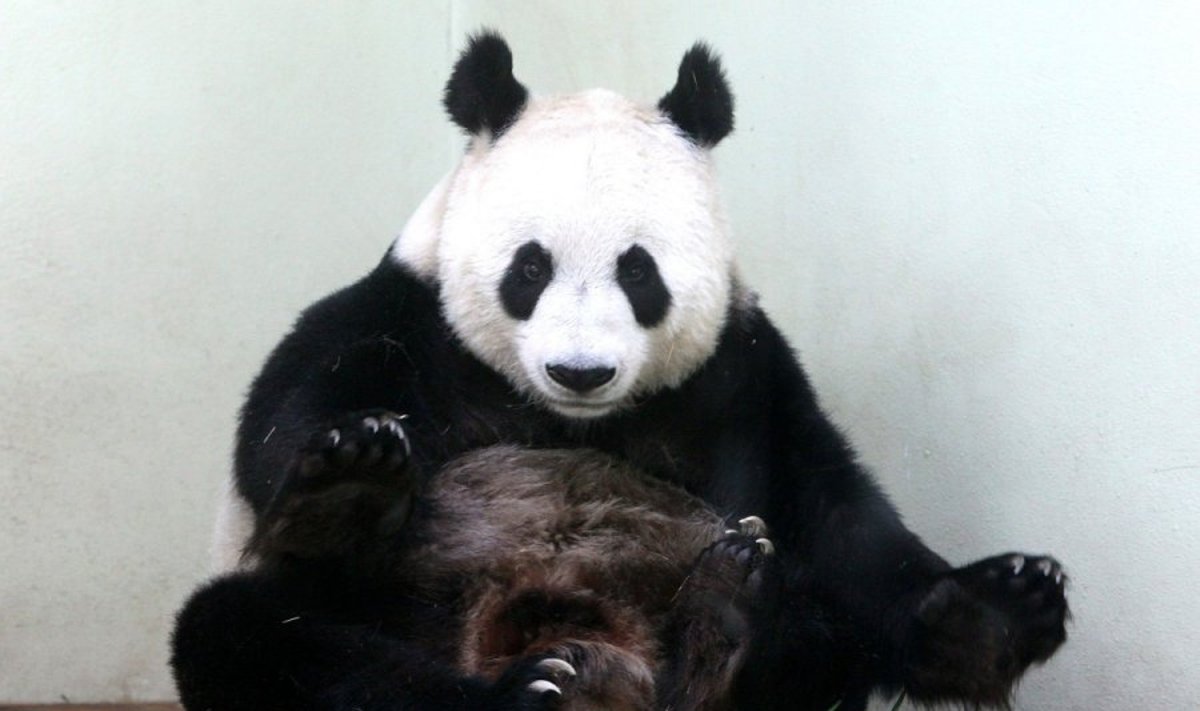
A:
393;89;735;418
390;170;454;279
210;476;257;573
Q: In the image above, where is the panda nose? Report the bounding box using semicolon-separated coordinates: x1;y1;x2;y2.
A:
545;364;616;393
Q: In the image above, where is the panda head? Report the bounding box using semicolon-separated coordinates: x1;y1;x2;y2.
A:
394;31;738;420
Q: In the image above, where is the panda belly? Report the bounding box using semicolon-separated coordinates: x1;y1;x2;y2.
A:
407;446;726;708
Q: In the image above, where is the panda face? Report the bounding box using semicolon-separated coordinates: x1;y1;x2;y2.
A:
493;238;672;418
412;92;733;419
393;36;738;420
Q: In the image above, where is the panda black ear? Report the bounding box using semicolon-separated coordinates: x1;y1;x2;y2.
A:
443;30;529;137
657;43;735;147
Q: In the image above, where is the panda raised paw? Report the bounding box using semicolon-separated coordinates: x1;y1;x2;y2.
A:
704;525;775;598
293;409;412;486
682;515;776;611
654;517;776;708
249;410;417;559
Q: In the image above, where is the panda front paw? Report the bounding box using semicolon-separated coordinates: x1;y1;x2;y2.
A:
250;411;417;559
904;552;1069;704
294;410;412;485
705;516;775;600
486;655;578;710
656;517;776;710
675;516;776;636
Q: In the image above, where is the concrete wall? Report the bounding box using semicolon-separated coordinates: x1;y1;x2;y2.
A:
3;1;1198;708
1;1;453;701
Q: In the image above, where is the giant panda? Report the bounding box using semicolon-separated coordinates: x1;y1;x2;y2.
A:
172;31;1069;711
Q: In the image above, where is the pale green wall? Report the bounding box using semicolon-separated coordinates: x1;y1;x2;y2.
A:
3;2;1198;708
1;0;454;701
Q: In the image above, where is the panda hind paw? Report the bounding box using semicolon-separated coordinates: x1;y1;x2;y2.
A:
950;552;1069;664
906;552;1069;702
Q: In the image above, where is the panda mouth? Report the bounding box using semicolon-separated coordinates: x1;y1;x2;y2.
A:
547;398;617;410
545;397;623;416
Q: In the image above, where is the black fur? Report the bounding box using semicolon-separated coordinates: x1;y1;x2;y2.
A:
657;43;735;147
175;257;1067;710
616;244;671;327
499;240;554;320
443;30;528;137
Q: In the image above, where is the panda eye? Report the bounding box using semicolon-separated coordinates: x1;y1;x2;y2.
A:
616;244;670;327
501;241;553;320
521;261;544;283
621;263;646;284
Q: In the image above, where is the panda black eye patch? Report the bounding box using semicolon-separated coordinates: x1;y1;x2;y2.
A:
500;241;554;320
617;245;671;327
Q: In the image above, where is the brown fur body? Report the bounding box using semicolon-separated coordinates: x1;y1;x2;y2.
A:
401;445;756;711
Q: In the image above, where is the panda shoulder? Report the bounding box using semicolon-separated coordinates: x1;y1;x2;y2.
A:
292;259;440;339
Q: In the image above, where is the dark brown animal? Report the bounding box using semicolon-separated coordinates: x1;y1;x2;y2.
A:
409;446;774;710
250;440;775;711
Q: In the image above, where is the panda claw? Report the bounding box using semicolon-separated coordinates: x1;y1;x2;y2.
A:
535;658;577;678
755;537;775;556
738;515;768;538
526;679;562;696
398;427;412;458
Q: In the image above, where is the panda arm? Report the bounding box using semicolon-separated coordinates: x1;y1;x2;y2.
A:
737;311;950;642
234;261;448;516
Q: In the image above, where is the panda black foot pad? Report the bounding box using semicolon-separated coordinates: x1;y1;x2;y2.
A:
489;655;578;710
294;410;412;485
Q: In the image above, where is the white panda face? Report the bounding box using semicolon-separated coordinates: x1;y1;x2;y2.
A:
393;36;738;420
419;91;734;419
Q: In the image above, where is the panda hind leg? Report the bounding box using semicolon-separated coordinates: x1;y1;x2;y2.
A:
901;552;1068;705
656;517;777;711
172;570;494;711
